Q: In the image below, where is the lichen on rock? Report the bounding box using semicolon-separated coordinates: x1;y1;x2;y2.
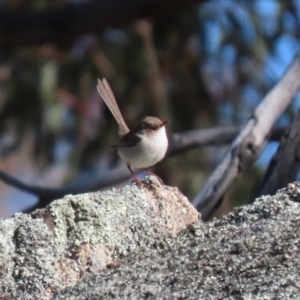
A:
0;176;198;299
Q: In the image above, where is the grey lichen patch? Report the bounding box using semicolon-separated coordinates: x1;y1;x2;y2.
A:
49;194;77;246
281;181;300;202
0;213;62;300
49;178;198;258
56;184;300;299
0;177;198;299
0;218;16;298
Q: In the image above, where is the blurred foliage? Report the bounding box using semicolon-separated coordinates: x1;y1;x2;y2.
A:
0;0;300;216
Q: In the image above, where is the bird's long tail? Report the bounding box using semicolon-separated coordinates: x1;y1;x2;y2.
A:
97;78;129;136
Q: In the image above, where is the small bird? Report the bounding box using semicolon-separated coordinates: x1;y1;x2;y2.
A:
97;78;169;184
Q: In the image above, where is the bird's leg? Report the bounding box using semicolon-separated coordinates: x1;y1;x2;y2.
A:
127;164;142;185
142;168;164;184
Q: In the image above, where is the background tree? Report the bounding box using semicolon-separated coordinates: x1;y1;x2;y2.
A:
0;0;299;219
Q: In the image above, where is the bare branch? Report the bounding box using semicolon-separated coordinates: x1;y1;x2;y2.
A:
257;110;300;197
169;126;285;155
193;50;300;220
0;165;130;198
0;125;286;213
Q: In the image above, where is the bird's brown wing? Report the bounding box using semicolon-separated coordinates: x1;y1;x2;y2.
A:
111;130;141;149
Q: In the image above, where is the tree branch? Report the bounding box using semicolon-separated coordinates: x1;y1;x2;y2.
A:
257;110;300;197
169;126;285;155
0;125;286;213
192;50;300;220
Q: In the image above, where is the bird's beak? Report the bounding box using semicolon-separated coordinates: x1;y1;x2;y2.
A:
160;120;170;128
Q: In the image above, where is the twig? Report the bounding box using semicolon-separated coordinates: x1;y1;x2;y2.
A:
89;45;115;78
136;20;168;119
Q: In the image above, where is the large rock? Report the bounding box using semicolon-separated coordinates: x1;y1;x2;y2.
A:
56;182;300;299
0;177;198;300
3;178;300;299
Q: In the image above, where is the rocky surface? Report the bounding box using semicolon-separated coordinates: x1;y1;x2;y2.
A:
56;182;300;299
0;176;198;300
2;178;300;299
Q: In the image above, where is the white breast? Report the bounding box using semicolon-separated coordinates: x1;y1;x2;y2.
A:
118;126;168;168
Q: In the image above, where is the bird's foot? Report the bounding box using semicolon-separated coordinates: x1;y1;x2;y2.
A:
142;168;164;184
131;175;143;186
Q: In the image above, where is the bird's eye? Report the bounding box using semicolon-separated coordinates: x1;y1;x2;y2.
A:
145;124;154;130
